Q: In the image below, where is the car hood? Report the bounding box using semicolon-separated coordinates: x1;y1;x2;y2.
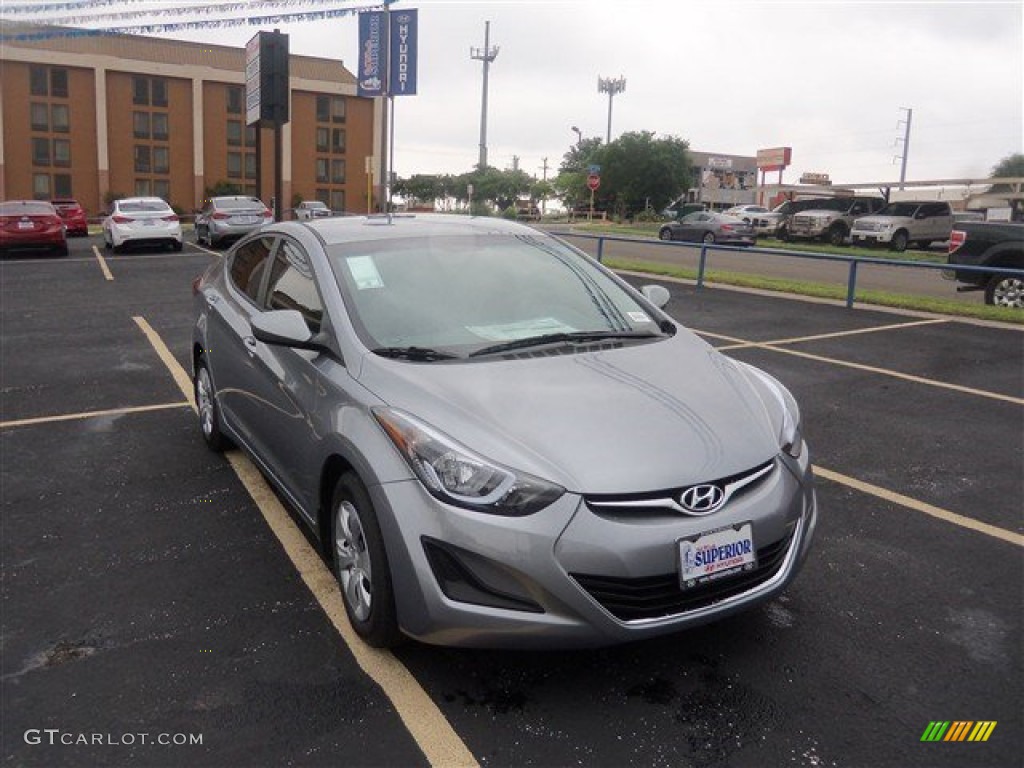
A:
853;215;908;226
356;332;782;494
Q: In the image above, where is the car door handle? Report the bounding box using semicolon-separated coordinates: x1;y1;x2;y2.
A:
243;336;258;356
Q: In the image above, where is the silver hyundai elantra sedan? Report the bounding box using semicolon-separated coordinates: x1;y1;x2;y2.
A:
191;214;818;648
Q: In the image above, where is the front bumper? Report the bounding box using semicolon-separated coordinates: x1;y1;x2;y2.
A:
372;451;817;648
851;231;893;245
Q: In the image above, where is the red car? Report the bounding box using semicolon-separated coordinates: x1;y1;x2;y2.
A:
52;198;89;236
0;200;69;257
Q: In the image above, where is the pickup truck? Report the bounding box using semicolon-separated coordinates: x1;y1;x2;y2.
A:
786;196;886;246
946;221;1024;307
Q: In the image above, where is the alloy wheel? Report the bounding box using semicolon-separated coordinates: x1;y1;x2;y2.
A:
334;500;373;622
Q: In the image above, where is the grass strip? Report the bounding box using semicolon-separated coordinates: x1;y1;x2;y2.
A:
604;257;1023;325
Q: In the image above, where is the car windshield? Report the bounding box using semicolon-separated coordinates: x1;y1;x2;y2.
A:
0;202;55;215
877;203;921;216
306;202;328;209
328;232;664;355
120;200;171;213
216;198;263;210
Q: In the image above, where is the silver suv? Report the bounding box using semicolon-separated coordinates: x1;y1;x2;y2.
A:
851;201;954;252
787;197;886;246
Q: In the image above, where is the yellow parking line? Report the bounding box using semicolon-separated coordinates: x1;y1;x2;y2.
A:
133;315;478;768
716;318;950;351
91;244;114;281
814;466;1023;547
692;328;1024;406
0;401;190;429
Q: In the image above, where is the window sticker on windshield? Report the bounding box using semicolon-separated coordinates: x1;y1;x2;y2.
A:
466;317;577;341
346;255;384;290
627;311;652;324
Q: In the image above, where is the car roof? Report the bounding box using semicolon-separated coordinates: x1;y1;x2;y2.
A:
116;196;170;205
210;195;261;203
268;213;542;245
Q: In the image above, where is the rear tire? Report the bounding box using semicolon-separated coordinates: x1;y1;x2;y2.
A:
194;359;230;452
658;227;673;241
777;226;790;242
54;242;69;257
331;473;401;648
985;275;1024;308
702;232;716;244
171;240;183;252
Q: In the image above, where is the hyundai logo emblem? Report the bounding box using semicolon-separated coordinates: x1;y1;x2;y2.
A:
679;484;725;515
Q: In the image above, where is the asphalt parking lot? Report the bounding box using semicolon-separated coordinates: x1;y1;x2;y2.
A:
2;234;1021;768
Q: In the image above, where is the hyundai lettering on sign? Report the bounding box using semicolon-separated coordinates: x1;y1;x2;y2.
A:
358;11;386;97
390;9;418;96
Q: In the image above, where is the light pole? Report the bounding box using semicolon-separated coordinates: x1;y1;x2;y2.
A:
597;76;626;145
571;125;582;147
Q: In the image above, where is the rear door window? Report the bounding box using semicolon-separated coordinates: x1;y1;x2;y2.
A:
229;236;276;305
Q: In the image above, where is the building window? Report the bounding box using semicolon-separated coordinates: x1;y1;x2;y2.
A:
227;86;243;114
227;120;242;146
53;139;71;167
134;145;151;173
244;184;257;196
51;104;69;132
244;125;257;146
331;159;346;184
244;153;257;178
315;158;329;183
33;173;51;198
331;128;345;154
153;179;170;200
133;112;150;139
315;95;330;123
316;127;329;153
54;174;72;198
50;68;68;98
32;138;51;166
330;189;345;213
152;112;168;141
153;146;169;174
331;96;346;123
133;77;149;105
134;178;152;196
31;103;48;131
227;152;242;178
315;189;330;206
152;78;168;107
30;66;48;96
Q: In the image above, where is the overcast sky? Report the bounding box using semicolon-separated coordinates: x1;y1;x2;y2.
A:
14;0;1024;183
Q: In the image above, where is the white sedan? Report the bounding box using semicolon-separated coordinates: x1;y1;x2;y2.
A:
103;197;183;252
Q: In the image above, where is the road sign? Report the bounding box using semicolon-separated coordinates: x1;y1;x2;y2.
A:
587;174;601;191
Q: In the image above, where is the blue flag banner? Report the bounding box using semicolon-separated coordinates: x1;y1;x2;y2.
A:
358;10;386;98
389;9;418;96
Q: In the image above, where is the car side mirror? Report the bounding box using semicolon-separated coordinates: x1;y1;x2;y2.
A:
641;284;671;309
251;310;325;351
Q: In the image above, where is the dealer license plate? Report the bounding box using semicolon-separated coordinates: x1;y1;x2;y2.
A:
18;222;34;230
678;522;757;590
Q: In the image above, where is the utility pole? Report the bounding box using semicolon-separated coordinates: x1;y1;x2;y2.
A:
539;157;549;215
597;76;626;145
470;21;499;170
895;107;912;191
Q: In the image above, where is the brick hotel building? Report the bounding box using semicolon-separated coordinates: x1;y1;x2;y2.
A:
0;22;381;217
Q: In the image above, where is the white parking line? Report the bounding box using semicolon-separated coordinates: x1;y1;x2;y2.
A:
91;244;114;280
0;401;190;429
814;466;1023;547
133;315;478;768
694;328;1024;406
716;318;950;351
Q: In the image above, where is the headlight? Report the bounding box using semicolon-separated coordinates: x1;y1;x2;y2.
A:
373;408;565;516
743;367;803;459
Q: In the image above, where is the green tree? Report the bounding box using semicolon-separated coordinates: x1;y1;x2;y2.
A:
991;153;1024;180
204;180;242;198
594;131;691;218
989;153;1024;220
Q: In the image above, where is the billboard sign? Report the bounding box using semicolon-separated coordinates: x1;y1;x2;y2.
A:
390;9;418;95
358;11;386;97
245;33;261;126
245;30;289;126
799;172;831;185
756;147;792;172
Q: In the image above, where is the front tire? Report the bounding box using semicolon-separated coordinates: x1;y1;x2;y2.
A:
985;275;1024;308
890;230;909;252
194;359;230;452
331;473;401;648
826;226;846;247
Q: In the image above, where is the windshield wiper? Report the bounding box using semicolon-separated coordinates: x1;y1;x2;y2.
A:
372;346;460;361
469;330;661;358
